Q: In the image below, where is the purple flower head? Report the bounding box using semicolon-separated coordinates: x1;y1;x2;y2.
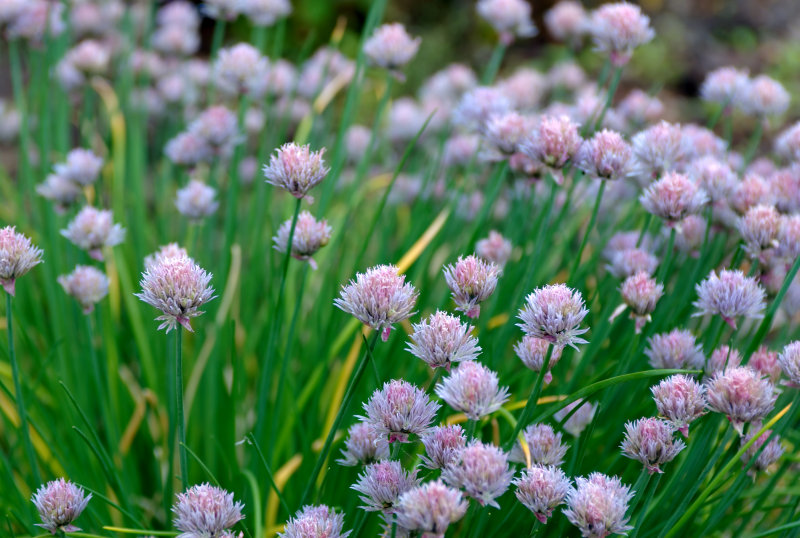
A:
589;2;654;66
31;478;92;534
172;483;244;538
476;230;512;268
510;423;569;467
61;206;125;261
564;473;634;537
513;465;571;524
521;115;582;170
58;265;109;314
620;417;686;474
778;341;800;385
0;226;43;296
37;173;83;212
361;379;440;443
363;23;421;74
518;284;589;350
750;346;782;384
705;366;777;435
144;243;189;272
442;440;513;508
352;460;419;514
693;269;766;329
334;264;418;341
576;129;633;180
337;422;390;466
778;214;800;259
741;428;784;475
645;329;705;370
651;374;706;437
707;345;743;376
407;310;480;371
165;132;213;167
619;271;664;333
607;247;658;278
631;121;685;180
640;172;708;223
395;480;468;537
545;1;587;45
54;148;103;186
136;255;216;333
214;43;269;98
279;505;350;538
700;66;749;106
175;179;219;221
483;111;534;156
739;75;790;117
476;0;537;45
263;142;329;200
435;360;509;420
188;106;240;156
731;174;774;215
273;211;332;270
688;156;736;202
737;204;780;257
421;425;467;470
514;336;564;384
442;255;501;319
554;400;598;437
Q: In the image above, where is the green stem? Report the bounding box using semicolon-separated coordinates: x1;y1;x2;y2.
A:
743;120;764;167
656;227;676;283
504;346;553;450
627;469;652;519
629;473;661;538
593;67;623;133
745;254;800;357
465;419;477;441
636;214;652;248
569;180;607;283
482;41;507;84
176;328;187;489
7;292;41;484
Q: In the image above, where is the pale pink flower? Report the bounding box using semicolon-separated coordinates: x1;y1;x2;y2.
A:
443;255;501;318
554;400;597;437
521;115;582;170
441;440;513;508
640;171;708;223
420;425;467;470
730;174;774;214
172;483;244;538
395;481;467;537
175;180;219;221
700;66;749;106
279;505;350;538
693;269;766;329
352;460;419;514
144;243;189;272
214;43;270;98
476;0;537;45
589;2;654;66
576;129;633;180
514;465;570;524
741;429;784;475
337;422;390;466
631;121;685;180
435;360;509;420
737;204;780;256
607;247;658;278
31;478;91;534
544;1;587;45
651;374;706;437
360;379;439;443
272;211;331;270
518;284;589;350
363;23;421;75
240;0;291;27
739;75;790;117
707;346;743;376
514;336;563;384
510;423;569;467
58;265;109;314
750;346;782;384
705;366;776;435
564;473;634;537
620;417;685;474
263;142;329;200
61;206;125;261
407;310;480;371
54;148;104;186
645;329;705;370
619;271;663;333
778;341;800;385
688;156;736;202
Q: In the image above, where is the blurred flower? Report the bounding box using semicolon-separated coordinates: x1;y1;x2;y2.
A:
263;142;329;200
442;440;513;508
334;265;418;341
731;174;774;214
544;1;587;45
61;206;125;261
738;204;780;257
518;284;589;350
750;346;782;384
510;423;569;467
607;247;658;278
36;174;82;213
172;483;244;538
475;230;512;268
363;23;421;78
395;481;467;537
165;132;213;167
705;366;777;435
58;265;109;314
576;129;633;180
361;379;439;443
498;68;547;111
476;0;537;45
352;460;418;514
175;179;219;221
778;341;800;385
421;425;466;470
617;89;663;126
701;66;749;106
707;346;742;375
214;43;269;98
688;156;736;203
514;465;570;525
620;417;685;474
651;374;706;437
337;422;390;466
189;106;241;158
54;148;104;186
6;1;66;43
631;121;685;180
240;0;291;27
640;172;708;223
741;428;784;475
645;329;705;370
589;2;654;66
453;86;511;131
345;125;371;163
554;400;597;437
619;271;663;333
279;505;350;538
443;255;501;319
514;336;563;384
31;478;91;534
144;243;189;272
136;255;216;333
521;115;582;171
435;360;509;420
273;211;331;270
407;310;480;371
483;111;533;156
739;75;790;118
693;269;766;329
775;121;800;163
564;473;633;537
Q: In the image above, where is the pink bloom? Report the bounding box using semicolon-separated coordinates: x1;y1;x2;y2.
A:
640;172;708;223
705;366;777;435
31;478;91;535
263;142;329;200
620;417;685;474
651;374;706;437
513;465;571;524
58;265;109;314
589;2;654;66
443;255;501;318
0;226;43;295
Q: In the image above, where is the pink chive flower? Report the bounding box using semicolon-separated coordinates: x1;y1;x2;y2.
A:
407;310;480;371
741;429;784;475
514;336;563;385
240;0;292;27
6;1;66;43
0;226;43;296
693;269;766;329
37;174;83;213
700;66;749;106
775;121;800;163
272;211;331;270
214;43;269;98
620;417;686;474
188;106;240;157
517;284;589;350
688;156;737;202
778;341;800;385
395;480;468;537
631;121;685;180
554;400;598;437
576;129;633;181
651;374;706;437
675;215;707;254
54;148;103;186
175;179;219;221
334;264;418;341
705;366;777;435
452;86;512;131
750;346;782;384
607;247;658;278
645;329;705;370
435;360;509;420
144;243;189;272
476;0;537;45
521;115;582;170
136;255;216;333
589;2;654;66
31;478;92;535
619;271;664;333
483;111;534;157
510;423;569;467
618;89;664;126
263;142;329;200
61;206;125;261
739;75;790;118
640;172;709;224
442;255;501;319
363;23;421;76
731;174;774;214
172;483;244;538
707;346;743;375
564;473;634;538
279;505;350;538
58;265;109;314
442;440;513;508
420;425;467;470
352;460;419;514
475;230;512;268
778;214;800;260
337;422;390;466
514;465;570;525
544;1;587;45
738;204;780;256
360;379;440;443
165;132;214;167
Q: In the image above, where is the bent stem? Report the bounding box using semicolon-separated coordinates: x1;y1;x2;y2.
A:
569;180;607;283
175;328;188;489
504;346;553;450
7;292;41;484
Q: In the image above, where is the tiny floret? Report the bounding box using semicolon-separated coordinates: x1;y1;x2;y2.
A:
263;142;329;199
442;255;501;318
513;465;570;524
279;505;350;538
705;366;777;435
395;480;467;537
172;483;244;538
58;265;109;314
651;374;706;437
407;310;480;371
60;206;125;261
441;440;513;508
361;379;440;443
435;360;509;420
517;284;589;350
693;269;766;329
32;478;92;534
620;417;685;474
564;473;634;537
0;226;43;296
273;211;332;270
